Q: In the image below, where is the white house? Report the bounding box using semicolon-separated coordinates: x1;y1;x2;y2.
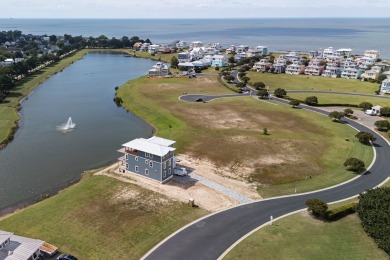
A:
322;47;335;59
255;46;268;56
0;230;44;260
190;47;204;61
304;59;325;76
341;68;364;79
190;41;203;48
364;50;380;60
176;41;189;49
253;59;272;72
335;48;353;58
211;55;228;67
178;51;191;63
226;45;236;54
236;45;249;53
148;44;160;54
285;61;305;75
148;62;170;77
272;57;287;73
246;49;263;58
380;73;390;93
322;62;342;78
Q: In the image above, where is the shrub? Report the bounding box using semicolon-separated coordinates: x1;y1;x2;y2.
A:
358;102;373;111
257;89;269;99
380;106;390;117
304;96;318;105
305;198;328;218
356;187;390;255
328;111;344;121
343;157;365;172
253;81;266;90
289;100;300;108
355;132;376;145
344;108;354;116
274;88;287;98
374;120;390;131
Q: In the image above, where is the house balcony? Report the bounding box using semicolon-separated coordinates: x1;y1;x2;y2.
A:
125;149;138;156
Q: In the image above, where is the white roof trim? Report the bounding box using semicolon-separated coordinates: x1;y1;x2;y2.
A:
122;138;175;157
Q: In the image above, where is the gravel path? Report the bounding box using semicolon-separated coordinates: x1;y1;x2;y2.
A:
190;172;253;204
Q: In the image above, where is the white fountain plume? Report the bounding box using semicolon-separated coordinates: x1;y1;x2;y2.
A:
56;117;76;133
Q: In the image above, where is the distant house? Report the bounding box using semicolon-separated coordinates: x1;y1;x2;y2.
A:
178;62;195;70
335;48;353;58
133;42;143;50
178;51;191;63
236;45;249;53
322;47;335;59
190;41;203;48
140;43;150;51
148;62;170;77
176;41;189;49
304;59;325;76
253;59;272;72
211;55;228;67
361;66;382;81
118;136;176;183
148;44;160;54
380;73;390;93
0;230;43;260
322;62;341;78
246;49;263;58
272;57;287;74
285;61;305;75
341;67;364;79
226;45;236;54
190;47;204;61
364;50;380;60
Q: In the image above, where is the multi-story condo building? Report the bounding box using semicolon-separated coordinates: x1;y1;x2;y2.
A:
285;61;305;75
322;62;342;78
335;48;353;58
361;66;382;81
272;57;287;73
364;50;380;60
119;136;176;183
304;59;325;76
253;59;272;72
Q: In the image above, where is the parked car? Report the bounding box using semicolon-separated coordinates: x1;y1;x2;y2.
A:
173;167;188;176
57;254;78;260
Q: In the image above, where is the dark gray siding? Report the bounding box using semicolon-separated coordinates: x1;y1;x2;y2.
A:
125;153;162;182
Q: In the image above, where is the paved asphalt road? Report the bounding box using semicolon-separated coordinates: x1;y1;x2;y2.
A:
145;92;390;260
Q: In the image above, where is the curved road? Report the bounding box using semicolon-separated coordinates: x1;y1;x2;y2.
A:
145;88;390;260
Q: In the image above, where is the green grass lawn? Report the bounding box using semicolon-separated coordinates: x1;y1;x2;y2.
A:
247;72;379;94
224;212;388;260
0;49;90;146
287;93;390;108
117;76;373;197
0;172;207;259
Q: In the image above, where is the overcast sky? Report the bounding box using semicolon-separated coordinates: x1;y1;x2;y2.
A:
2;0;390;18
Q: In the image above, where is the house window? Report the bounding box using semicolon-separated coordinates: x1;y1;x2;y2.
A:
164;171;166;177
125;154;128;160
168;159;171;166
168;168;171;174
145;152;149;157
149;161;153;168
145;159;148;164
145;169;149;175
135;156;138;161
163;162;166;169
149;154;153;159
135;166;139;172
126;163;129;169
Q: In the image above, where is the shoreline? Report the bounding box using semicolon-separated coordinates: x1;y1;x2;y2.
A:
0;49;89;150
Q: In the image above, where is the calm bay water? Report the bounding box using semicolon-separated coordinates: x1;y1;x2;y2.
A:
0;52;155;211
1;18;390;57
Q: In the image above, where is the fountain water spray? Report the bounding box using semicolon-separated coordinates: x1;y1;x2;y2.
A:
56;117;76;133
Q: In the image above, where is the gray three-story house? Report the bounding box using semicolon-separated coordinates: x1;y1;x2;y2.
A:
118;136;176;183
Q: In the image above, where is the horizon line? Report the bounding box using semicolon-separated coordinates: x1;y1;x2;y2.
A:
1;17;390;20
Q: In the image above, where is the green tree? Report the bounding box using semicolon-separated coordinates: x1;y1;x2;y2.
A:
228;56;235;63
235;82;246;90
355;132;376;145
344;108;354;116
253;81;266;90
256;89;269;99
380;107;390;117
289;100;300;108
241;76;250;83
224;75;235;83
377;73;387;83
170;56;179;69
328;111;344;121
274;88;287;98
343;158;365;172
374;120;390;131
356;187;390;255
0;74;15;94
304;96;318;105
305;198;328;218
358;102;373;111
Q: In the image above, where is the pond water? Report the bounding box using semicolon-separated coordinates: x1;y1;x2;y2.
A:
0;52;155;212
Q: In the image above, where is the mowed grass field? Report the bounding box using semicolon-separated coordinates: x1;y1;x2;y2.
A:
247;72;379;94
0;49;90;145
0;173;207;259
287;93;390;108
224;212;388;260
117;76;373;197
